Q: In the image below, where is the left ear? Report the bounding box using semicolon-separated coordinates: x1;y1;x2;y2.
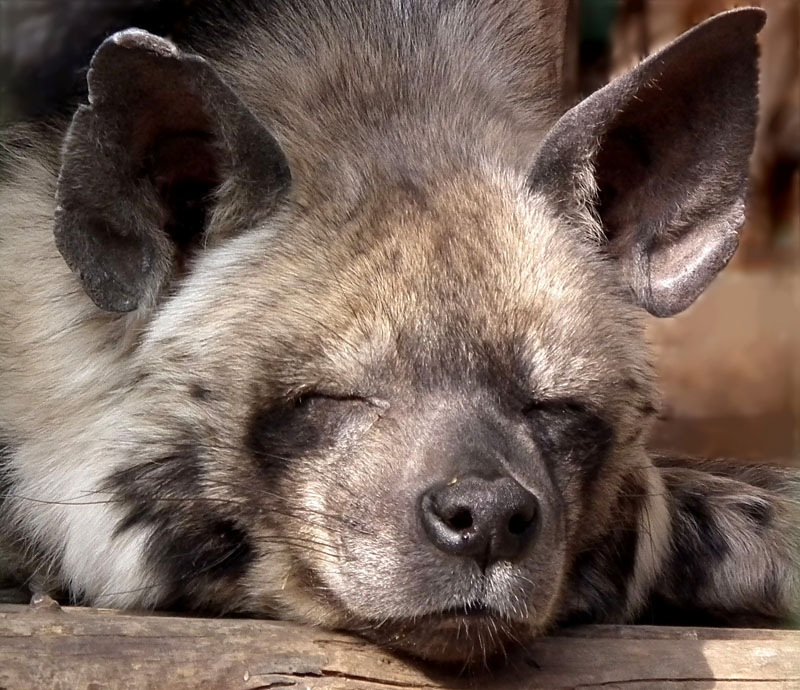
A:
54;29;290;313
529;8;765;317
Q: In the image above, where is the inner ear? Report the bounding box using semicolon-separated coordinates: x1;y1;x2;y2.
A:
122;74;225;253
593;123;653;253
149;132;221;249
125;76;222;254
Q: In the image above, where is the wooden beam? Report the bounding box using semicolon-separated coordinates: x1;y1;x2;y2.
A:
1;604;799;689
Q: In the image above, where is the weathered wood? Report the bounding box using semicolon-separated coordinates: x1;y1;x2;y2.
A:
1;604;799;689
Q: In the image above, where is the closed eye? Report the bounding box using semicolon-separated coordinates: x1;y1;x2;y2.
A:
522;397;583;416
292;392;386;409
247;391;384;476
522;397;615;483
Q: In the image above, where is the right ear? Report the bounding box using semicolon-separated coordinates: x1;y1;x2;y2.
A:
528;9;764;317
54;29;290;313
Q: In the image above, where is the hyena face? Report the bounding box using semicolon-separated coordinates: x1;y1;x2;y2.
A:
0;1;768;665
120;168;652;660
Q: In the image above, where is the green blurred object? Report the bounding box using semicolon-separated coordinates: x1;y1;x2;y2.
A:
580;0;619;44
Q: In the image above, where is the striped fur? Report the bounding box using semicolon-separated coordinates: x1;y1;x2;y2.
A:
0;0;794;665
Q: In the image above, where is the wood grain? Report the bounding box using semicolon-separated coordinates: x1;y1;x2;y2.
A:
1;604;799;689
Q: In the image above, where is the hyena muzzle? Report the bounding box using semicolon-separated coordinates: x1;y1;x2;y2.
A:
0;0;798;665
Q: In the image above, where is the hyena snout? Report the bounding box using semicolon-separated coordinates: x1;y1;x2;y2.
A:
419;476;539;566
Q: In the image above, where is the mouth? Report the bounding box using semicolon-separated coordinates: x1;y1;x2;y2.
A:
357;604;531;664
439;603;493;618
417;603;504;632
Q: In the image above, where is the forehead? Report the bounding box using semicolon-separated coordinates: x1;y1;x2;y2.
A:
152;173;640;400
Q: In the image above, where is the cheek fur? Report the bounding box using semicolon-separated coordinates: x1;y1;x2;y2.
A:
104;448;255;608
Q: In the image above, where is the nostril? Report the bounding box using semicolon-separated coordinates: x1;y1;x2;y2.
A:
508;510;533;535
444;507;473;531
420;476;540;564
420;491;485;558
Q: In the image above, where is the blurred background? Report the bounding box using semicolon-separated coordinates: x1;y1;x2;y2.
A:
1;0;798;463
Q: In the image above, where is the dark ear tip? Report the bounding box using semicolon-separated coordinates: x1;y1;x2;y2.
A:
89;29;180;77
86;288;140;314
642;7;766;94
86;29;183;102
97;28;180;59
698;7;767;36
724;6;767;30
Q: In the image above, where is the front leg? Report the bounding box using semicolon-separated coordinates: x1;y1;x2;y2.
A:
561;457;800;628
643;457;800;626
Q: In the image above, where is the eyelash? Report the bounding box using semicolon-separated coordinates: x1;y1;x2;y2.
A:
292;391;392;414
293;392;369;408
522;398;590;417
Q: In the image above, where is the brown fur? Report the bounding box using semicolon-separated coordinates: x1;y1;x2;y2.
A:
0;1;796;665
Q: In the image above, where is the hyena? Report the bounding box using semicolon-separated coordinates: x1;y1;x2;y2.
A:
0;0;798;664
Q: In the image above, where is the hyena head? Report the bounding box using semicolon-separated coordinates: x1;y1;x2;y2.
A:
48;4;762;663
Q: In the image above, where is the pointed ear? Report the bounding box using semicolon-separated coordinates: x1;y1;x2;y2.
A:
529;9;765;317
54;29;290;313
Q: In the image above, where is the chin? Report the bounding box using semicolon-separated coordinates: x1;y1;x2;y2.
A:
355;609;537;665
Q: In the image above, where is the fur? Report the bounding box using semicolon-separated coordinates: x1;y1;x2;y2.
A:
0;0;796;664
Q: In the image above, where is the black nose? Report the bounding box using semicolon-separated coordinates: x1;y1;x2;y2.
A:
419;475;539;567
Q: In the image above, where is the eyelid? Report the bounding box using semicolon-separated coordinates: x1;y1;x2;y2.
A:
294;392;387;408
522;397;589;415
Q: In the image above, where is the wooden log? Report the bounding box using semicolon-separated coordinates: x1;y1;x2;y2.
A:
1;604;799;689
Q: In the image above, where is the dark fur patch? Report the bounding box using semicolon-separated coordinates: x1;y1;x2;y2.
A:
246;399;324;474
526;399;615;487
149;518;253;602
639;592;787;628
105;445;254;603
190;384;213;401
561;481;642;624
110;449;205;535
640;462;797;627
735;499;773;532
246;395;369;477
636;401;658;417
622;377;643;392
0;439;12;506
637;594;736;626
663;481;731;597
